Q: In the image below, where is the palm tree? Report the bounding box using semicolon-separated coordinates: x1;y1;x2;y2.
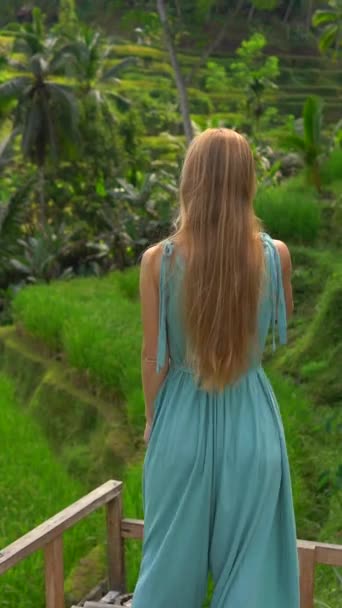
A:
312;0;342;58
57;0;78;36
60;26;136;121
0;8;79;228
281;96;324;193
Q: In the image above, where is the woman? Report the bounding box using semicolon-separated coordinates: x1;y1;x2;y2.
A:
133;129;300;607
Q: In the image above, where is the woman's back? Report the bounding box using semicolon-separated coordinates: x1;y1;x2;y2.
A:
158;232;287;381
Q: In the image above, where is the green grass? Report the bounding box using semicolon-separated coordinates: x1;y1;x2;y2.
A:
255;177;321;243
0;373;105;608
13;268;145;432
321;148;342;186
0;369;147;606
283;262;342;407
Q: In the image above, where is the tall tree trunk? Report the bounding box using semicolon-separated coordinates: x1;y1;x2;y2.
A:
174;0;182;19
38;165;46;230
283;0;295;24
305;0;313;31
156;0;194;145
234;0;245;17
248;4;255;22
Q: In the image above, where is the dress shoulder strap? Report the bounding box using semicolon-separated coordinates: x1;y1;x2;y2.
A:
156;239;174;372
260;233;287;351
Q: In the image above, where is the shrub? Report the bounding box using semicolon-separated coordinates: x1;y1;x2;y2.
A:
255;178;321;243
321;148;342;185
205;61;229;94
285;264;342;406
141;135;184;160
187;88;213;114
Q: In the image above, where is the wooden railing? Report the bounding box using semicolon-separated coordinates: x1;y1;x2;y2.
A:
0;480;341;608
0;480;125;608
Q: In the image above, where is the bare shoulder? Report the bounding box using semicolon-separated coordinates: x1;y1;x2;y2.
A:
140;244;164;285
272;239;292;274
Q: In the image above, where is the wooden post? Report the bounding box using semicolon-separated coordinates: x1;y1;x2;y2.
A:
106;493;125;592
299;543;315;608
44;536;65;608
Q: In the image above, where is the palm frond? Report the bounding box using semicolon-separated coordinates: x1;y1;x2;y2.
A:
303;96;323;148
102;57;137;81
312;10;337;26
0;78;30;104
55;41;84;67
12;31;44;57
319;24;340;52
47;83;79;136
0;128;21;169
48;45;77;74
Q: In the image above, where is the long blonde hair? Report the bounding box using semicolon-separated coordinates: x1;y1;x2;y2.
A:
173;128;264;390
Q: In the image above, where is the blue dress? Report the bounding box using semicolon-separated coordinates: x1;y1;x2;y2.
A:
132;233;300;608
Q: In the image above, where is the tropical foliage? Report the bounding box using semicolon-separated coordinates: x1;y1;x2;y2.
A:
0;8;79;227
281;96;326;192
313;0;342;58
230;33;280;131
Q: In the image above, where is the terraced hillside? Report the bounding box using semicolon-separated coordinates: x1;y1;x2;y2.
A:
107;42;342;122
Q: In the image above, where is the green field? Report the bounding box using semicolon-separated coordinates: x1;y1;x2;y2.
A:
0;373;104;607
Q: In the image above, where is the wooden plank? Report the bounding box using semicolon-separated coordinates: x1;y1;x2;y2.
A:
80;579;107;604
84;603;110;607
314;542;342;567
298;543;315;608
45;536;65;608
107;494;125;592
0;480;122;575
101;590;121;602
121;525;341;561
297;539;342;567
121;518;144;540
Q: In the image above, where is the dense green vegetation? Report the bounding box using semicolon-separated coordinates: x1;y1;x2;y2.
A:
12;268;143;430
0;0;341;607
0;369;145;604
0;373;104;607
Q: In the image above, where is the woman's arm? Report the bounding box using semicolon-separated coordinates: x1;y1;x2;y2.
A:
140;245;169;443
274;240;294;319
